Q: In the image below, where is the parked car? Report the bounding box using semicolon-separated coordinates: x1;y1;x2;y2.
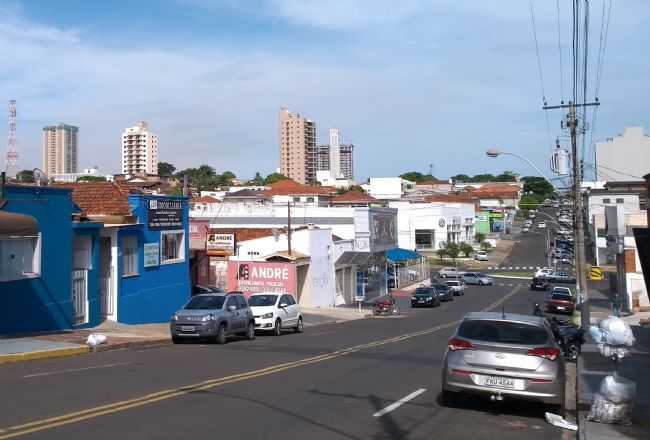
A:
170;292;255;344
192;284;226;296
433;283;454;301
248;292;303;335
537;222;546;229
411;287;441;308
534;268;553;278
462;272;494;286
545;290;576;314
441;312;565;407
438;267;461;278
445;280;466;296
474;250;488;261
551;286;573;297
547;271;576;284
530;277;550;291
522;227;530;233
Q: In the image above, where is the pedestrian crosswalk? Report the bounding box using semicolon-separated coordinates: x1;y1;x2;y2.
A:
487;266;541;271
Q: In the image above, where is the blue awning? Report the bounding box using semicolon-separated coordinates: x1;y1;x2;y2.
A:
386;248;421;263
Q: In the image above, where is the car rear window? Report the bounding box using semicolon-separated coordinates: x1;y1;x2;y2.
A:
457;320;549;345
446;281;459;286
415;288;433;295
184;296;225;310
551;293;573;301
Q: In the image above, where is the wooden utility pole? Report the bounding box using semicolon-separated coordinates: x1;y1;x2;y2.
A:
544;100;599;329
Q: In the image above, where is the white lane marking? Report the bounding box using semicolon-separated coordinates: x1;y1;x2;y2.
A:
373;388;427;417
21;362;133;379
515;266;520;270
508;267;513;270
508;284;514;287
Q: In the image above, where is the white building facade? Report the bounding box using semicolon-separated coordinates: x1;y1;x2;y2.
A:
121;121;159;175
595;127;650;181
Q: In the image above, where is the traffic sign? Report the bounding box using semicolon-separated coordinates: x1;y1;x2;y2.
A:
590;266;604;281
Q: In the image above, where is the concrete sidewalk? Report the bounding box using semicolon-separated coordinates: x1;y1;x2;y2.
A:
577;285;650;439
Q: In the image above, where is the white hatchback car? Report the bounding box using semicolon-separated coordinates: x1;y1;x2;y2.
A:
248;292;303;336
474;250;488;261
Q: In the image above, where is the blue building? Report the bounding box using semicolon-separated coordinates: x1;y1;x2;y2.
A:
0;182;190;335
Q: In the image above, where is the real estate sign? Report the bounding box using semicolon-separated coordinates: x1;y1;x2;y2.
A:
206;233;235;256
143;242;160;267
227;261;297;296
147;199;183;230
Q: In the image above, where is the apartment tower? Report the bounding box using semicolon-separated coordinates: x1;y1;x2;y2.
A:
279;108;316;184
42;123;79;175
121;121;159;175
315;128;354;180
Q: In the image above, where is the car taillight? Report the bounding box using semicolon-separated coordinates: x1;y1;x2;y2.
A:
448;338;474;351
527;347;560;361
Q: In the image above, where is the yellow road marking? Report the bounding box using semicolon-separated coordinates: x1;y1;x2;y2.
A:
0;285;520;439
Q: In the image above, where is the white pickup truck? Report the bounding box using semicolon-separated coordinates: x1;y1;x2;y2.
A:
438;267;463;278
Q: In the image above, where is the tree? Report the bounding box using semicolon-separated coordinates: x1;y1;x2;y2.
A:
460;242;474;258
264;172;288;184
175;165;219;190
436;247;447;262
521;176;554;197
519;193;544;210
495;170;518;182
399;171;436;183
77;175;106;182
475;232;486;244
450;174;471;182
15;170;34;183
481;241;492;252
445;242;460;264
250;172;265;185
158;162;176;177
470;173;497;182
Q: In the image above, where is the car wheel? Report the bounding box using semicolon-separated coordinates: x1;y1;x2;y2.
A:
245;321;256;340
294;316;304;333
215;324;227;345
440;390;458;407
172;336;181;344
273;318;282;336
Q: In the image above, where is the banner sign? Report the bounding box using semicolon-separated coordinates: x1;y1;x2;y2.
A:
206;233;236;256
148;199;183;230
227;261;296;296
143;242;160;267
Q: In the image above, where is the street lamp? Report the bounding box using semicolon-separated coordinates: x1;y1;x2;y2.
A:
485;148;551;181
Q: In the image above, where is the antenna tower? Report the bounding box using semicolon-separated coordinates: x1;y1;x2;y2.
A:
5;100;19;178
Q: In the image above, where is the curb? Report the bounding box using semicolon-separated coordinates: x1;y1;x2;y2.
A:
0;346;89;364
94;338;172;353
489;274;531;280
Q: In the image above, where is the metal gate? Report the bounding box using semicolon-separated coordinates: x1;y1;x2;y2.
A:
100;266;114;316
72;269;88;325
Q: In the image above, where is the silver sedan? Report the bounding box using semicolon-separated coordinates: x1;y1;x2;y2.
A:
441;312;565;407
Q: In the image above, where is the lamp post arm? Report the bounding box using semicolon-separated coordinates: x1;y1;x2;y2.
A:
499;151;551;182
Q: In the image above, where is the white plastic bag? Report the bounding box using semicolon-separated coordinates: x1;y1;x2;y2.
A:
86;333;107;347
598;316;636;346
545;412;578;431
598;344;631;360
599;374;636;404
589;325;606;343
588;393;633;425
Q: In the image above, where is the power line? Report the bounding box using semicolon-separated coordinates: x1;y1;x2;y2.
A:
556;0;565;102
529;0;547;104
580;0;590;163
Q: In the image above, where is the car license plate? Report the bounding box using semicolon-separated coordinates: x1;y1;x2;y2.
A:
557;306;565;310
419;299;426;303
181;326;195;332
483;376;515;389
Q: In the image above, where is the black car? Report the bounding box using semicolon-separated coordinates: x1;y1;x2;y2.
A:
433;283;454;302
410;287;441;308
530;277;550;291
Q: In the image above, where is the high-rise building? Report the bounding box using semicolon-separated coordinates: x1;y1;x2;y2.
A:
42;123;79;176
121;121;159;176
314;128;354;180
279;108;316;184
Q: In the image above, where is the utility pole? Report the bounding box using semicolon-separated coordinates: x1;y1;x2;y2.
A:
544;100;599;329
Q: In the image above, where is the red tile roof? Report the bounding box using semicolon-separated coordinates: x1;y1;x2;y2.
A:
331;191;377;204
264;179;336;196
55;182;132;216
423;193;473;203
190;196;220;204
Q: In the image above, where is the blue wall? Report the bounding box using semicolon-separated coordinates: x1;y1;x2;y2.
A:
116;195;190;324
1;186;77;334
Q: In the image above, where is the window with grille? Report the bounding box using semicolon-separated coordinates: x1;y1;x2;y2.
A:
161;230;185;264
122;235;139;276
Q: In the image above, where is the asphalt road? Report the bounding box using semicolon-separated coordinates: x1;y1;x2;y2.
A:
0;251;567;440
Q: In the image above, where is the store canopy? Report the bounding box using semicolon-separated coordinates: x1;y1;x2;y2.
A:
336;251;371;266
0;210;39;237
386;248;421;263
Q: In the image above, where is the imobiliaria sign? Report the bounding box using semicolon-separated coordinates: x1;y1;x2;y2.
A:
227;261;297;296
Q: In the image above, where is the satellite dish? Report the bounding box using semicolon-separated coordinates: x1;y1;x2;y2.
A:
33;168;48;186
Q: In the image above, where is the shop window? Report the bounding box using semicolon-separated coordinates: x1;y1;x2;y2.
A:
161;230;185;264
0;235;41;281
122;235;139;276
602;198;610;204
616;198;624;204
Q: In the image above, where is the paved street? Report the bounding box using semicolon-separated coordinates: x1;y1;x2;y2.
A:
0;238;569;440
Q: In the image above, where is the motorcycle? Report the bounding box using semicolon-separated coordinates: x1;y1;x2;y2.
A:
549;317;585;361
373;296;400;316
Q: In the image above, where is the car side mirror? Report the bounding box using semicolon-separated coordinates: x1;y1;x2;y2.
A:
279;303;288;308
227;305;236;312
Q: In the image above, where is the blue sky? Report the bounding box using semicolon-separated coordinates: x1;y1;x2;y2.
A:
1;0;649;180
